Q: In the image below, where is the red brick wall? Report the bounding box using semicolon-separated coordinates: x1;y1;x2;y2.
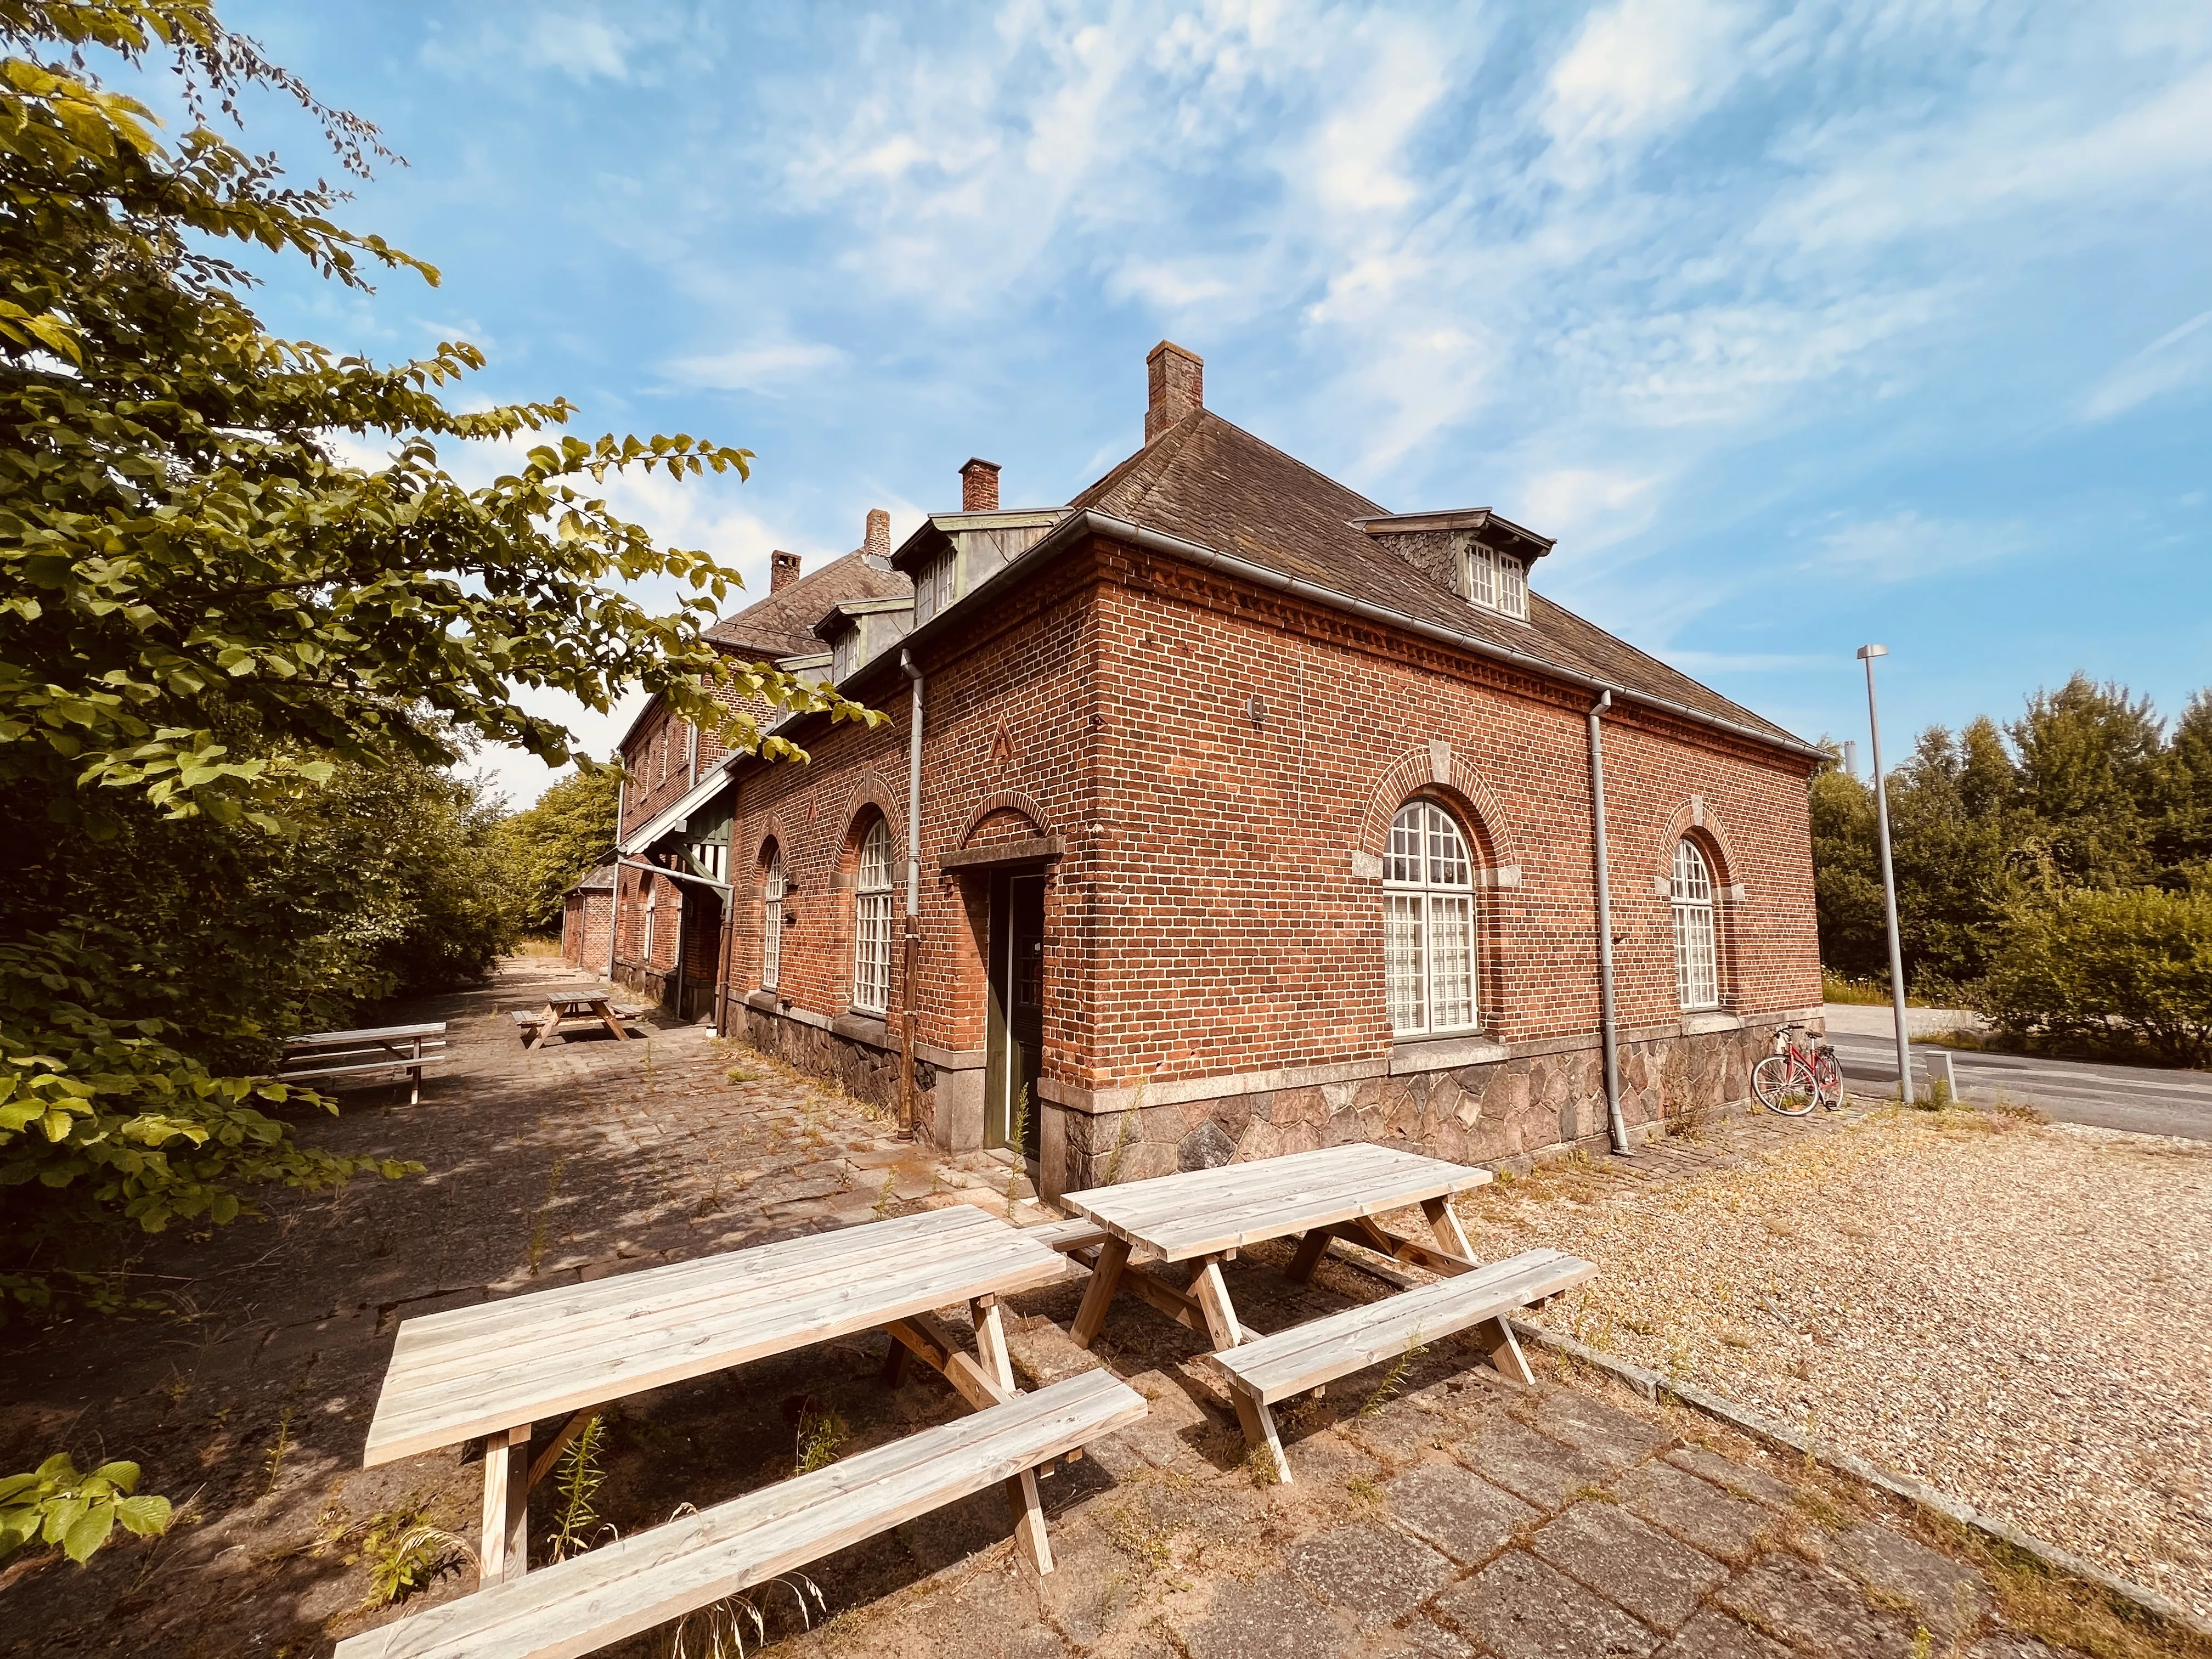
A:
627;530;1820;1174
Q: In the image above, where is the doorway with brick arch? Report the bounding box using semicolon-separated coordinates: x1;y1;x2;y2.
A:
984;868;1045;1167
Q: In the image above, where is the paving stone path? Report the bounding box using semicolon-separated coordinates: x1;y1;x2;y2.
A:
0;960;2138;1658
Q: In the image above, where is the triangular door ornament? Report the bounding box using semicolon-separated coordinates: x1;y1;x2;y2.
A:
989;722;1015;765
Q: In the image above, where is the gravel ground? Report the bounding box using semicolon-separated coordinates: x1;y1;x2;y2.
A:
1448;1105;2212;1623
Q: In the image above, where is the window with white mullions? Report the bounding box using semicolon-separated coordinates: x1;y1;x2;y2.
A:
1383;799;1479;1036
761;848;785;990
852;819;894;1015
1672;838;1720;1011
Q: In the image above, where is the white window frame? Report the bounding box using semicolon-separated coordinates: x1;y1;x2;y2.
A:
1671;838;1720;1011
642;882;658;966
1382;798;1480;1038
761;849;785;990
918;550;956;623
852;820;894;1015
1464;544;1528;620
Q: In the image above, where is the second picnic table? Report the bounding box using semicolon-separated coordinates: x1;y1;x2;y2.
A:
1060;1142;1493;1353
520;987;635;1048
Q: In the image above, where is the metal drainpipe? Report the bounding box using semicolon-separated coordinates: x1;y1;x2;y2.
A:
608;771;625;985
1588;691;1631;1156
898;648;925;1140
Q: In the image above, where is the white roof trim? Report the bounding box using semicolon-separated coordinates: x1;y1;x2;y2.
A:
619;760;735;856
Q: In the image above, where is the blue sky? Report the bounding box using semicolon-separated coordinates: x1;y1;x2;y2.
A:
173;3;2212;807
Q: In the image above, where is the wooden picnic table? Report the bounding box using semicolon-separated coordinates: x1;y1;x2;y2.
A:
362;1205;1072;1589
1060;1142;1493;1355
521;987;634;1048
276;1022;447;1105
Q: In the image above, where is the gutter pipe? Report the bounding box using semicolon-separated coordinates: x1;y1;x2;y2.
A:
608;772;625;985
1588;691;1630;1156
898;648;924;1139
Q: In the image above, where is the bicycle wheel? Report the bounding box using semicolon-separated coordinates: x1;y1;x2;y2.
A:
1811;1047;1844;1109
1752;1054;1816;1116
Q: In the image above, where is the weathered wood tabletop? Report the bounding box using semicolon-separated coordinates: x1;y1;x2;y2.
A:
363;1204;1071;1588
1059;1143;1493;1353
526;988;630;1047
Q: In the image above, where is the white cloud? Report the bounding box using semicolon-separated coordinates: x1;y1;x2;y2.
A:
522;14;632;83
1516;466;1663;547
1803;511;2033;583
664;340;849;396
2080;308;2212;421
1542;0;1756;182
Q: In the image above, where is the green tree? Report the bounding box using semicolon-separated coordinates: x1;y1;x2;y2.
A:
1981;887;2212;1067
1808;749;1886;980
2007;676;2166;889
1884;718;2018;992
495;763;622;936
0;0;873;1316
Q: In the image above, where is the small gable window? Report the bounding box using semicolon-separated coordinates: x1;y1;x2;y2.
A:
917;550;956;624
1466;544;1528;620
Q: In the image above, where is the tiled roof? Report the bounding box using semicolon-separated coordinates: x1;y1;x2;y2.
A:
703;550;910;661
1070;409;1807;752
567;862;617;893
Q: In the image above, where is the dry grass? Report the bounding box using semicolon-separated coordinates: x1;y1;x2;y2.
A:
1457;1106;2212;1623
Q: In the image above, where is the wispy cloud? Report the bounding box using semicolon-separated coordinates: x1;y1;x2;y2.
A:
2081;309;2212;421
1802;511;2035;583
664;340;848;396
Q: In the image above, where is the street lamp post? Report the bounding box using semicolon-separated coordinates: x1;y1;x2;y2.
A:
1857;645;1912;1101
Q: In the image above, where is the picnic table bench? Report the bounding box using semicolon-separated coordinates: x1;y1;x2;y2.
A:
1059;1143;1595;1481
341;1206;1143;1659
275;1022;447;1105
511;988;644;1048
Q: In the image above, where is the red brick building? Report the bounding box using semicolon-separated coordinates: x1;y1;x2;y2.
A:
613;343;1823;1199
558;862;616;973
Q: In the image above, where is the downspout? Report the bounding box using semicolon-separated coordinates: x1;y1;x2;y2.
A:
1588;691;1630;1156
898;648;924;1141
608;771;625;985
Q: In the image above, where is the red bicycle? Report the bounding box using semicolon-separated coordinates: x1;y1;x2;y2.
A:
1752;1024;1843;1116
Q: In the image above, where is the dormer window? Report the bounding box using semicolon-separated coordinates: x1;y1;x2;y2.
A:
1466;544;1528;620
831;628;855;685
917;550;956;624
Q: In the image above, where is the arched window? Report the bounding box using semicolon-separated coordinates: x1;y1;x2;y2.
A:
1383;799;1478;1036
761;847;785;990
852;819;894;1014
642;881;659;966
1671;838;1720;1011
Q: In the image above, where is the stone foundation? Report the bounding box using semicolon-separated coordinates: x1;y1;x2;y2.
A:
1053;1019;1787;1198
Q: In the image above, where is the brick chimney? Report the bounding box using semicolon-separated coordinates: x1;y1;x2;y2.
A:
1146;341;1203;442
862;507;891;566
769;549;800;592
960;458;1001;512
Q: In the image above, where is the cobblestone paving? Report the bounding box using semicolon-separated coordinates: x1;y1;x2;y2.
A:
0;962;2166;1658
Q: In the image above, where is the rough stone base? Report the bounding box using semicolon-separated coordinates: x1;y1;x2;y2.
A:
738;1006;944;1141
1057;1021;1783;1197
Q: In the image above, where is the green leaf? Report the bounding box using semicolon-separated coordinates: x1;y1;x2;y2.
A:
61;1501;115;1564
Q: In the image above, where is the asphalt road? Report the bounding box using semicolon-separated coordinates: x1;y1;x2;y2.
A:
1826;1029;2212;1140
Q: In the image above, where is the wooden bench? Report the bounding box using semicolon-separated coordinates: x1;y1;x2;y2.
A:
331;1369;1146;1659
510;1002;647;1046
1210;1248;1597;1482
1023;1216;1108;1255
276;1023;447;1105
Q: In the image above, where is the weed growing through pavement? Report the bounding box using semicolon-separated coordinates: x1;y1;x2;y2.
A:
262;1406;294;1493
872;1171;896;1219
1345;1475;1384;1513
528;1154;568;1275
795;1401;847;1474
1359;1329;1428;1419
1007;1084;1031;1201
662;1572;825;1659
547;1415;609;1564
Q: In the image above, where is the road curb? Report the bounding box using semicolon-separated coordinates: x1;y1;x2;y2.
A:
1508;1318;2212;1643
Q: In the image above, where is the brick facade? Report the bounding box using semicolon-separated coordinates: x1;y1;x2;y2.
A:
614;347;1823;1199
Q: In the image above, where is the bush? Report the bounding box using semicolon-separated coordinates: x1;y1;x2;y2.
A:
1980;888;2212;1067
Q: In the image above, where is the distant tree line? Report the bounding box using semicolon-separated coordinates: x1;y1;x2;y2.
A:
1812;675;2212;1065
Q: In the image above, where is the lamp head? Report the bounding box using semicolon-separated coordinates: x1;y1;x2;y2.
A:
1855;644;1889;661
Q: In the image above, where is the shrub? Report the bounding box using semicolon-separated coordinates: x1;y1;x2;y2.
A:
1980;887;2212;1067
